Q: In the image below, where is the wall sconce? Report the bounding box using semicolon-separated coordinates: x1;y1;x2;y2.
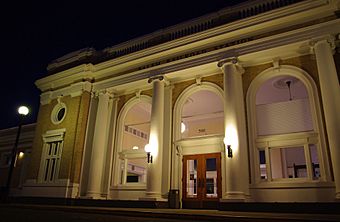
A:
223;137;233;158
144;144;153;163
227;145;233;158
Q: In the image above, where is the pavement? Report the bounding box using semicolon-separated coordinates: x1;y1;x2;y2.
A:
1;203;340;222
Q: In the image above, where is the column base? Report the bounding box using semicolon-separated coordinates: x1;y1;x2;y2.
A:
335;192;340;201
140;192;167;202
85;191;106;200
221;192;252;202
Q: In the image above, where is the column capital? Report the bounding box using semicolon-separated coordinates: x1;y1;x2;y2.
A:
94;89;113;98
218;57;244;75
217;57;239;68
148;75;164;83
310;35;336;50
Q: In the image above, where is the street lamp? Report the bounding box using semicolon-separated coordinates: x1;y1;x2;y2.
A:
4;106;29;200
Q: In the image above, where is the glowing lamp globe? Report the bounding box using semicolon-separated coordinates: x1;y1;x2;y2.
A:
18;106;29;116
144;144;151;153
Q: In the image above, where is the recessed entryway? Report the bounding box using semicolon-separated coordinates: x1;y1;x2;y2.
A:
182;153;221;209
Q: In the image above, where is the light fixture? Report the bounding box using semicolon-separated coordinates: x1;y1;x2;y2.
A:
18;106;29;116
144;144;153;163
227;145;233;158
5;105;30;199
18;152;24;158
181;121;186;133
132;146;139;150
223;137;233;158
285;80;292;101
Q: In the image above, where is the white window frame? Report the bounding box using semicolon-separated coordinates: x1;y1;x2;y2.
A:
254;132;323;183
118;149;147;186
38;128;66;183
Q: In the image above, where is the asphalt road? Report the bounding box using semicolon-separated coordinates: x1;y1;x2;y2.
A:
1;205;339;222
0;207;217;222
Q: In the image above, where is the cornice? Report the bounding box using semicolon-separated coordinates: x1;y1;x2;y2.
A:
35;64;95;92
35;0;338;95
92;19;340;92
40;81;92;105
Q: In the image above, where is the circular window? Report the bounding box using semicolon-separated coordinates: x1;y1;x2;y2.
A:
51;103;67;124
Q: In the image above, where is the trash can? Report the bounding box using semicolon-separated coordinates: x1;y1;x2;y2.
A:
168;189;180;209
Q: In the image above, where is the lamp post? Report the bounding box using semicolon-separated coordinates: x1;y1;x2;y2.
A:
4;106;29;200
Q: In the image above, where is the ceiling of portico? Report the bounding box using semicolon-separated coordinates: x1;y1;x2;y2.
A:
182;90;223;120
256;75;308;105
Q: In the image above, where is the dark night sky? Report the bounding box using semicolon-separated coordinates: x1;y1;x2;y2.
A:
0;0;246;130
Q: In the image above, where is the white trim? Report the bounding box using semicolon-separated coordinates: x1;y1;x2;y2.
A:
51;103;67;125
40;81;92;105
38;129;66;183
246;65;330;187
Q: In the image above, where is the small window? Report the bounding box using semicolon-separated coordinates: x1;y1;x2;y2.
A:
51;103;67;124
259;150;267;180
119;156;147;184
57;108;66;121
309;144;320;179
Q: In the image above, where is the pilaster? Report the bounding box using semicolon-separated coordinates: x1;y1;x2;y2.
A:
86;90;110;199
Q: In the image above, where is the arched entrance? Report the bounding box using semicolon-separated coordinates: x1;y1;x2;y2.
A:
173;83;224;208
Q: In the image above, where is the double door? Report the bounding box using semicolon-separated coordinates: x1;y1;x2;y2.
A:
182;153;221;209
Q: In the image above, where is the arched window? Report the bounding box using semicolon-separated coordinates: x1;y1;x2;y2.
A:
247;66;329;184
115;97;151;185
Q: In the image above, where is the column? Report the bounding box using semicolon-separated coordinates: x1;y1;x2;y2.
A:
313;37;340;199
102;96;119;196
86;91;110;199
161;83;173;195
145;76;165;200
218;58;250;201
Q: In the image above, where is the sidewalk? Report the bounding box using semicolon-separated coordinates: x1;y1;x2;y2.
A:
2;203;340;222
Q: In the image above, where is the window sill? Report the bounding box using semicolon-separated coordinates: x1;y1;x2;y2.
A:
250;180;334;189
111;184;147;190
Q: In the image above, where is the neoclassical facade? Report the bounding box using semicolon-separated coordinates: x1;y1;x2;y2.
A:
4;0;340;208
